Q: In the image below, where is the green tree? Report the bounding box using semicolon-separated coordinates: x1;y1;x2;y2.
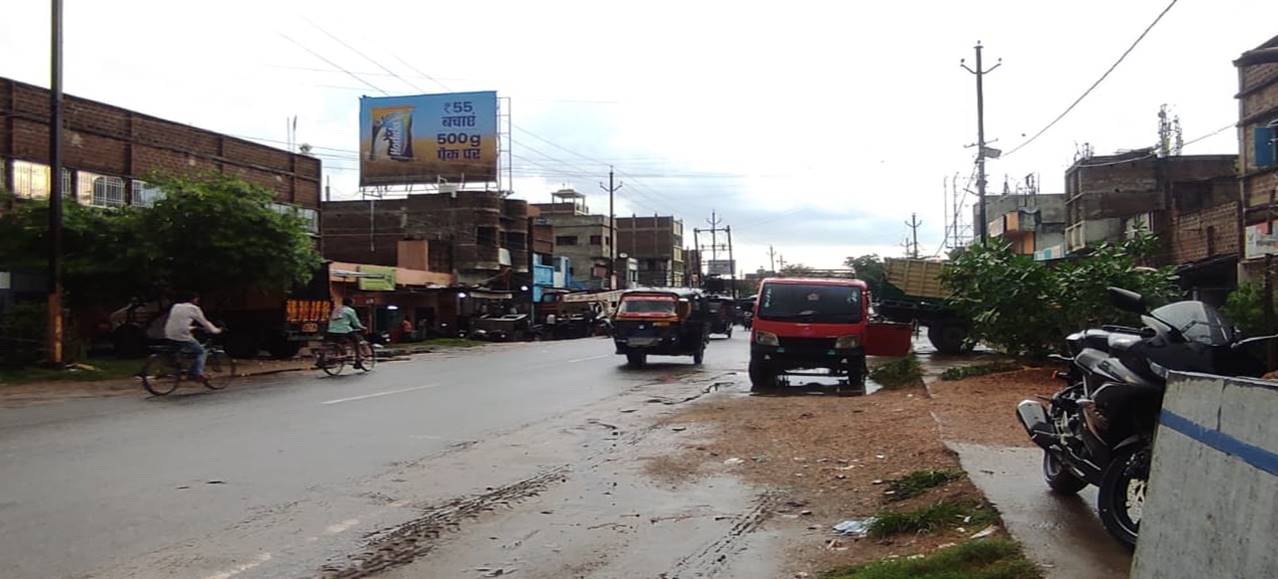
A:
940;233;1180;357
0;173;321;307
138;173;322;296
779;262;814;276
1222;282;1273;336
844;254;887;295
0;192;148;308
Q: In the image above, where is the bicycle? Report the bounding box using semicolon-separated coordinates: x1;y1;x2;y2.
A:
314;333;377;376
138;336;236;396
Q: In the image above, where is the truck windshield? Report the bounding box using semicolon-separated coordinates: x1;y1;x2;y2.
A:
618;297;677;315
758;284;862;324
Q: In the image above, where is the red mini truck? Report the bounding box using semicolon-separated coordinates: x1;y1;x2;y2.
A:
749;277;912;393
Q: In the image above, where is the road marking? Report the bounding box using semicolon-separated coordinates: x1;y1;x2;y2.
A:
321;384;439;405
568;354;612;363
203;552;272;579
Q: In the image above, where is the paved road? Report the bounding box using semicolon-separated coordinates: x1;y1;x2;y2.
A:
0;334;750;578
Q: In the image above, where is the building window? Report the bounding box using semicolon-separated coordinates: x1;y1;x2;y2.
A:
556;235;578;246
131;180;167;207
505;231;527;250
268;202;319;234
476;226;498;246
590;234;603;245
11;160;70;200
297;208;319;233
1256;121;1278;169
77;171;125;207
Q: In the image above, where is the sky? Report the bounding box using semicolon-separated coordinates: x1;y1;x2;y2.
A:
4;0;1277;273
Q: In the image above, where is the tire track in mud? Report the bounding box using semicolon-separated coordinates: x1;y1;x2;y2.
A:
661;493;777;578
316;467;569;578
317;371;742;578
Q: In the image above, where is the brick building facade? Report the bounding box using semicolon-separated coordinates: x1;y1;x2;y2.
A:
1237;35;1278;281
321;192;529;287
615;215;685;286
1064;150;1237;265
0;77;320;221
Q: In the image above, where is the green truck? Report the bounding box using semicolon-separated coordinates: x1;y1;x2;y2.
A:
874;258;970;354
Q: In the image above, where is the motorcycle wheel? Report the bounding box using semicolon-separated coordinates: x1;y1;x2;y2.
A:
1042;451;1087;495
1097;444;1148;550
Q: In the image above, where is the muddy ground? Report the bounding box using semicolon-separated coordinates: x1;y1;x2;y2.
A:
642;382;1020;577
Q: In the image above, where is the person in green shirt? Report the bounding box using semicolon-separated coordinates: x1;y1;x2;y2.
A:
328;298;368;368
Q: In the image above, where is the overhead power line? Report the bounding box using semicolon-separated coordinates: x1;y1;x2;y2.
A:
277;33;387;96
1003;0;1180;158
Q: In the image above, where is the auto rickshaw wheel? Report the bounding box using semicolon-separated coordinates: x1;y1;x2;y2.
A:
693;345;705;365
626;352;647;367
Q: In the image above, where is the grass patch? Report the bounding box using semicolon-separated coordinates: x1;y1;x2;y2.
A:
0;358;141;385
868;500;997;538
886;469;963;501
940;362;1023;381
419;338;485;348
869;356;923;389
823;539;1041;579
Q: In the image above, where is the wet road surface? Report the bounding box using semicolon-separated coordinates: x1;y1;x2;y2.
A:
0;333;762;578
949;443;1133;579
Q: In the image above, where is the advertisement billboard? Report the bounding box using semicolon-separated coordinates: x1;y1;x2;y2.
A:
707;260;735;276
1245;221;1278;259
359;91;498;186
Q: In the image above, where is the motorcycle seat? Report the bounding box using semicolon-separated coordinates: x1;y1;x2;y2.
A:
1107;333;1141;353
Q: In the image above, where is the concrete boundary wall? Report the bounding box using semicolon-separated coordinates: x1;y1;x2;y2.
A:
1132;373;1278;579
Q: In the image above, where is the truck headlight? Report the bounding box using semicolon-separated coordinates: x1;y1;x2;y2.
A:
835;335;861;349
755;331;779;346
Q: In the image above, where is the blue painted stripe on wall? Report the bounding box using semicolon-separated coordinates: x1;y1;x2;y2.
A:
1160;410;1278;478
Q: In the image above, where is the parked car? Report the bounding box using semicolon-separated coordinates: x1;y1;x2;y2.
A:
750;277;912;394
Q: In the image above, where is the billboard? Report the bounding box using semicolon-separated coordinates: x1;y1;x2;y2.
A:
1245;221;1278;259
707;259;735;276
359;91;498;186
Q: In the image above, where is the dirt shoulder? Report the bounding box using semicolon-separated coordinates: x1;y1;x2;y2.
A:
645;386;1022;576
928;368;1060;447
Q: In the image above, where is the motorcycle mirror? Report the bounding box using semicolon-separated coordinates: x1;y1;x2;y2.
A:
1107;287;1148;314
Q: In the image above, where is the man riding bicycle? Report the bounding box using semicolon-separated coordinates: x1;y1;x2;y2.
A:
327;298;368;369
163;293;222;382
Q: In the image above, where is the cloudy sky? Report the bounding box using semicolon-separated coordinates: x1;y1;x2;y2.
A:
4;0;1276;272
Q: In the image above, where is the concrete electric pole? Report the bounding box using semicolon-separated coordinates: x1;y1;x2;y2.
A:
961;42;1000;243
905;213;922;258
47;0;65;365
599;166;622;289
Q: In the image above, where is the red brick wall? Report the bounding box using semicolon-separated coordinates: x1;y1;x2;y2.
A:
1172;201;1240;264
1;77;320;208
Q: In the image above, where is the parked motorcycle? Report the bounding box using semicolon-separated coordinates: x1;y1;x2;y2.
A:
1016;287;1272;549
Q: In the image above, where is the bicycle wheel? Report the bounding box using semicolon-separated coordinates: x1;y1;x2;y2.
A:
203;349;237;390
317;342;345;376
140;353;181;396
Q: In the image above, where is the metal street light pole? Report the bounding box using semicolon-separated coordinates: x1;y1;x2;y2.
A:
47;0;65;365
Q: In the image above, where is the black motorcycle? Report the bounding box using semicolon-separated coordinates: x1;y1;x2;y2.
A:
1016;287;1271;549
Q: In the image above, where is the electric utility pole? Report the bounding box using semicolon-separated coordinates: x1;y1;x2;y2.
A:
725;225;736;298
47;0;65;365
905;213;922;258
768;245;777;273
961;41;1000;243
599;166;622;289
